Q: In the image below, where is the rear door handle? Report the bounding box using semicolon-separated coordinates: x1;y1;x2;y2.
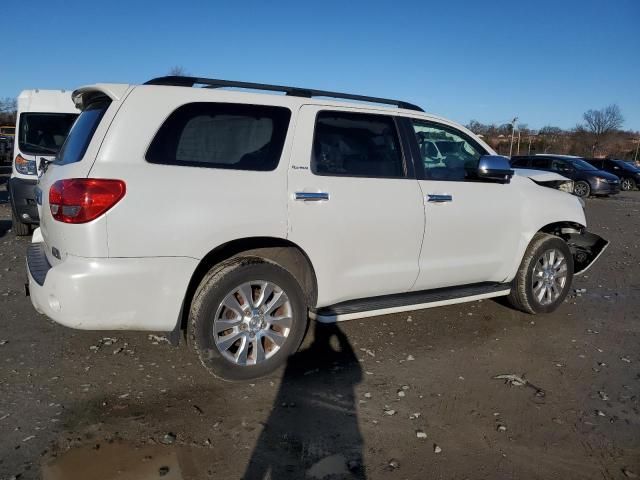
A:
427;194;453;203
295;192;329;202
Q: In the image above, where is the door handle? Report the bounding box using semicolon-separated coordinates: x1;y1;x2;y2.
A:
295;192;329;202
427;194;453;203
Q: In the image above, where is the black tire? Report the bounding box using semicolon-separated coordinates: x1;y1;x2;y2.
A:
573;180;591;198
507;233;574;314
189;257;308;381
12;210;30;236
620;177;635;191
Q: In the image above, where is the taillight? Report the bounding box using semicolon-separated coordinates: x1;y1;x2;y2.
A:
49;179;126;224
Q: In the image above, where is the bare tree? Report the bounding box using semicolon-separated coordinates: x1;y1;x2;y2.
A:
0;97;17;124
168;66;188;76
581;104;624;155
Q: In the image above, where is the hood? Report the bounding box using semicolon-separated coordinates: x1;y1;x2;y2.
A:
513;168;570;182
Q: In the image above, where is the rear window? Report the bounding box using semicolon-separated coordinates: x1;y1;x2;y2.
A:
18;113;78;156
55;100;110;165
146;103;291;171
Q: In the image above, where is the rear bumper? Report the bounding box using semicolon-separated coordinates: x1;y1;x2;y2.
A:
26;237;198;331
8;176;39;224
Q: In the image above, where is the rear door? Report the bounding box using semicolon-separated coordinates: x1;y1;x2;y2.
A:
288;106;425;307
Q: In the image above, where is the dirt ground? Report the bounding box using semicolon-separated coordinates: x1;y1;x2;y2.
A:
0;165;638;480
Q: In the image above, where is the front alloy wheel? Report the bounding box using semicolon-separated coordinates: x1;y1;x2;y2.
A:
531;248;568;306
621;177;634;191
507;233;574;314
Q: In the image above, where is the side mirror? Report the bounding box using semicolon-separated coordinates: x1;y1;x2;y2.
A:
477;155;514;183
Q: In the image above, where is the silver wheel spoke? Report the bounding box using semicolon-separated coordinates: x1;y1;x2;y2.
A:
255;282;274;309
263;329;287;347
217;331;244;352
269;314;293;329
252;338;266;363
536;284;547;302
235;336;249;365
222;294;244;317
237;284;255;309
266;290;288;314
215;319;242;333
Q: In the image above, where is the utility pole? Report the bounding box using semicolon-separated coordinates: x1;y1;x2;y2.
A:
635;138;639;163
517;130;521;155
509;117;518;157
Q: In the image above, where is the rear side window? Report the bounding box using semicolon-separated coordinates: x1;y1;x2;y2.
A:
146;103;291;171
18;113;78;156
56;101;109;165
510;157;530;167
312;111;405;178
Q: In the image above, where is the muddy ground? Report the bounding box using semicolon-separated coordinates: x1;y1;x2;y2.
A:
0;165;638;479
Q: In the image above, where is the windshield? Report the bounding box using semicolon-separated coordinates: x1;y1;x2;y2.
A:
55;100;110;165
18;113;78;156
613;159;638;171
571;158;598;171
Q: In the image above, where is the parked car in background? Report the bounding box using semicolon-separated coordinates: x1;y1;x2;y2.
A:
510;155;620;198
586;159;640;191
9;90;79;235
26;76;608;381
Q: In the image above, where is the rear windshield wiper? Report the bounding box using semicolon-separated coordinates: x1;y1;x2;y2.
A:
20;142;58;154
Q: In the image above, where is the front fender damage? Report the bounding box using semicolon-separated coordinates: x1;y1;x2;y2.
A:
565;231;609;275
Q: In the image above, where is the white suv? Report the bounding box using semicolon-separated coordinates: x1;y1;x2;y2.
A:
26;76;608;380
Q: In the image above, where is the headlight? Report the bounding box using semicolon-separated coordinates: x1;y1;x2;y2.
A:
558;180;574;193
15;154;37;175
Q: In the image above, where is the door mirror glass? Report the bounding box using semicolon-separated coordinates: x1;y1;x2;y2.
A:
477;155;513;183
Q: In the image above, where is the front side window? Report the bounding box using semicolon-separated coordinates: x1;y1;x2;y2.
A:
18;113;78;156
412;120;485;181
312;111;405;178
146;103;291;171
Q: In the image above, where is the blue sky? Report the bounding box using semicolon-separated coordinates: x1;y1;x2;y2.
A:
1;0;638;130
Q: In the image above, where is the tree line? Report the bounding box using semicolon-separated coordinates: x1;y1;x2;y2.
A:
467;104;637;159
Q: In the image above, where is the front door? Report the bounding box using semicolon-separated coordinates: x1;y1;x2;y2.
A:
407;118;521;290
287;106;425;307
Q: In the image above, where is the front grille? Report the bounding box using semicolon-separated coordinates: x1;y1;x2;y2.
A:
27;243;51;286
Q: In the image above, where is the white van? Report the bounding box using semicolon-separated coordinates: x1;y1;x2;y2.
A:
9;90;79;235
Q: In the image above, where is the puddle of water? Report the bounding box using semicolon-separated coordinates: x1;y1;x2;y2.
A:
41;443;183;480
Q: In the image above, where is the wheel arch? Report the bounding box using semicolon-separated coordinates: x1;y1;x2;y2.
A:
175;237;318;339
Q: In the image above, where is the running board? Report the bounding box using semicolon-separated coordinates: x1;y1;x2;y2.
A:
310;282;511;323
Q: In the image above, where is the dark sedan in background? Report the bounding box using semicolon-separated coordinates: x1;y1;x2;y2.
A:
585;158;640;191
511;155;621;197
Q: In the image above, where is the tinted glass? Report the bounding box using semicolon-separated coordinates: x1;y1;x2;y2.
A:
531;158;551;169
312;111;404;178
510;157;529;167
56;101;109;165
570;158;598;171
550;159;571;172
18;113;78;156
147;103;291;171
412;120;484;181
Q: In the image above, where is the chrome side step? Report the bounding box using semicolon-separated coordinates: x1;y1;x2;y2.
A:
310;282;511;323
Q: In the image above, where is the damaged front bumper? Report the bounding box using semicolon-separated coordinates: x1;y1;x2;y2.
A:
565;231;609;274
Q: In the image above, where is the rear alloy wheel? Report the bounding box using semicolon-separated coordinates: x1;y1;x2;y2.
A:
573;181;590;198
620;177;635;191
189;257;308;381
11;210;30;236
507;233;574;314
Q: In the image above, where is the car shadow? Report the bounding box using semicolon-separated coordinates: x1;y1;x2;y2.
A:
243;321;366;479
0;219;11;238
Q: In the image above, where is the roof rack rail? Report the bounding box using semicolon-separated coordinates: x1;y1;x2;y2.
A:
144;76;424;112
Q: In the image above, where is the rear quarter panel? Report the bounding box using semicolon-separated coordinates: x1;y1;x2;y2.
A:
90;86;297;259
